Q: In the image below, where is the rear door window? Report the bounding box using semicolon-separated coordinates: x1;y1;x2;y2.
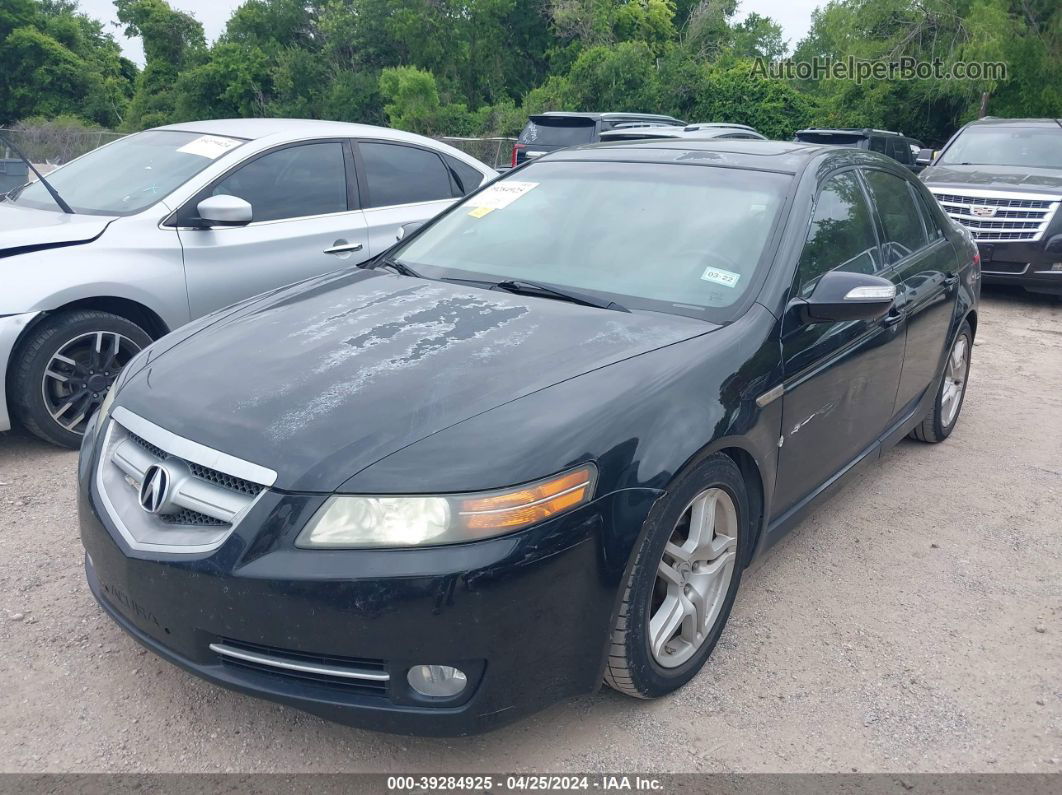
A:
442;154;486;196
863;169;929;264
359;141;453;207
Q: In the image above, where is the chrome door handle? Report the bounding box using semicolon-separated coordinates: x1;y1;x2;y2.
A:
324;242;363;254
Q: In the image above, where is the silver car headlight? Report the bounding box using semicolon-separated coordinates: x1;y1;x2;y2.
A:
296;464;597;549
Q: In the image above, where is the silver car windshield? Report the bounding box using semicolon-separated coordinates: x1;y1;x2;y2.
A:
7;130;245;216
395;160;790;321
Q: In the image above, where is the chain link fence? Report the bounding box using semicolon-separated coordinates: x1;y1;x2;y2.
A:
0;125;126;168
437;136;517;169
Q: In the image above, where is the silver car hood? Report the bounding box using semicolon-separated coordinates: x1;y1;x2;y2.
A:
0;203;115;257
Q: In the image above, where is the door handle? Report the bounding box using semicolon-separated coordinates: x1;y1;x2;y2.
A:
324;242;363;255
943;272;959;287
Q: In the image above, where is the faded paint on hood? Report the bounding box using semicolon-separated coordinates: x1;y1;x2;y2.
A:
116;268;714;492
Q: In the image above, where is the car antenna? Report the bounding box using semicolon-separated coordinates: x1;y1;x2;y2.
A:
0;131;74;214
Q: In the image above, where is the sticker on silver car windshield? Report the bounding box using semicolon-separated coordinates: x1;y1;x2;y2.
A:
177;135;242;160
700;267;741;288
467;181;539;217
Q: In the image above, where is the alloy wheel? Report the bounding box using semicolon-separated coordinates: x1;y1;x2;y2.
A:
40;331;142;435
941;334;969;427
649;487;738;668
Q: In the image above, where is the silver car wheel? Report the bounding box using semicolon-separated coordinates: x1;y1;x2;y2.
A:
41;331;142;434
940;334;969;427
649;487;738;668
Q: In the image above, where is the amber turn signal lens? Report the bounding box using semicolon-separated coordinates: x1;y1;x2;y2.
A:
456;465;596;533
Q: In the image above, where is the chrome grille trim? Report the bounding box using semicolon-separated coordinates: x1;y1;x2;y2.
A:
95;409;273;554
112;406;277;487
209;643;390;682
929;188;1060;243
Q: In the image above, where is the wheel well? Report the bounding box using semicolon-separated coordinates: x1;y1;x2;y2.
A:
719;446;765;567
43;297;169;340
965;309;978;340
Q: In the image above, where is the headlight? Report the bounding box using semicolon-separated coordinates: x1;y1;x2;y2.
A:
296;464;597;549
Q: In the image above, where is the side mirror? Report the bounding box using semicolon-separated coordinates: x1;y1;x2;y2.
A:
197;194;252;226
395;221;425;242
798;271;896;324
915;147;936;167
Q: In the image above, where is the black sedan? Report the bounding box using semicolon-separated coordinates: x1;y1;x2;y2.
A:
77;140;979;736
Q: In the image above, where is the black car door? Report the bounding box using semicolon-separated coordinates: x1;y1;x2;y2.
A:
861;167;956;415
772;170;908;517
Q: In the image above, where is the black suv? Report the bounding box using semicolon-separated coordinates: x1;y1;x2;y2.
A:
920;117;1062;296
512;112;685;166
794;128;924;172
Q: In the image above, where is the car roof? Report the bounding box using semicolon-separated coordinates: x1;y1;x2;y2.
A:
149;118;496;173
965;117;1062;128
535;111;685;124
542;139;833;174
796;127;903;137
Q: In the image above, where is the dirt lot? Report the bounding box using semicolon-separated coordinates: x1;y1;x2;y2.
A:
0;287;1058;773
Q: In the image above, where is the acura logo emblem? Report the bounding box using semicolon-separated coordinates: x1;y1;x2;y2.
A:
971;206;996;218
139;465;170;514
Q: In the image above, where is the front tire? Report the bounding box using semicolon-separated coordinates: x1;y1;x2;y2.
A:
909;320;972;444
604;453;748;699
8;310;151;448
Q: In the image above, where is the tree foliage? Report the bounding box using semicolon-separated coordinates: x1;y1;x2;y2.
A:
0;0;135;126
3;0;1059;145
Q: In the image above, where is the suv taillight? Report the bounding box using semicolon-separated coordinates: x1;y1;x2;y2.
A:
511;144;525;168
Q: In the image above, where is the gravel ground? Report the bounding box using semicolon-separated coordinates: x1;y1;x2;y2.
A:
0;287;1059;773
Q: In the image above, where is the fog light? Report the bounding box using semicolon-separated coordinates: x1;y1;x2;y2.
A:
407;665;467;698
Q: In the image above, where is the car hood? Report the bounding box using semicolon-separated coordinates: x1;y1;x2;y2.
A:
0;202;115;257
922;163;1062;195
116;269;714;492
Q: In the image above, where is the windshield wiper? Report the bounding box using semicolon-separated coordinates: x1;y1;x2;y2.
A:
0;132;74;214
359;256;422;278
439;275;628;312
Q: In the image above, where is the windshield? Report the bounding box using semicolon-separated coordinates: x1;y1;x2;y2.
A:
393;160;790;322
938;126;1062;169
7;130;244;215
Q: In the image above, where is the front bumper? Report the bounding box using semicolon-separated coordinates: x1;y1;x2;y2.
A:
78;422;658;735
977;240;1062;295
0;311;41;432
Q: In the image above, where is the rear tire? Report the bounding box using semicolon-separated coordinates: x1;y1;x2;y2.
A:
8;310;151;448
604;453;748;699
909;320;972;444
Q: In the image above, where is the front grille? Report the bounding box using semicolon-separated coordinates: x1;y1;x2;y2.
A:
212;639;389;695
96;408;274;554
159;509;227;527
930;189;1060;243
186;462;261;496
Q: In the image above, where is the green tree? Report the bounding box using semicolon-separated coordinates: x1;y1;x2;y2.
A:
0;0;135;126
116;0;205;130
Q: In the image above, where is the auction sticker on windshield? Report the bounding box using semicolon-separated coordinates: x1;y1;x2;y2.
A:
701;266;741;288
177;135;242;160
467;181;538;217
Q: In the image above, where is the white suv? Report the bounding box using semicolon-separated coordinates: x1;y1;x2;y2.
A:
0;119;495;447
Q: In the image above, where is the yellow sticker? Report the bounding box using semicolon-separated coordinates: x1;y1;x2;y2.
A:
467;206;495;218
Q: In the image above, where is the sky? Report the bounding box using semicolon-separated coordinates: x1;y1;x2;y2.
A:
79;0;824;66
